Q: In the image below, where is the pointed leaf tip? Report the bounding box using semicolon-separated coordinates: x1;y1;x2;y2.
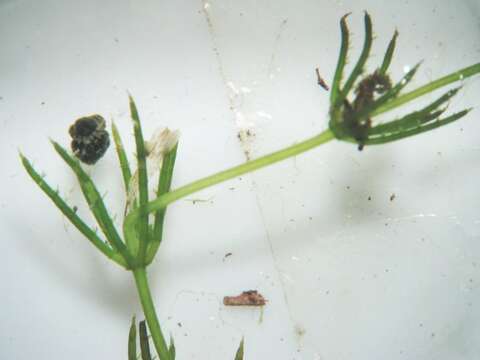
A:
169;334;176;359
128;316;137;360
234;338;245;360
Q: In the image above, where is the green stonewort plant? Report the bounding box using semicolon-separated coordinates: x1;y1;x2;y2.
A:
20;13;479;359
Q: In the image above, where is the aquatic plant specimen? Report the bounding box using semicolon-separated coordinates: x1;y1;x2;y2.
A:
328;12;476;150
20;13;478;359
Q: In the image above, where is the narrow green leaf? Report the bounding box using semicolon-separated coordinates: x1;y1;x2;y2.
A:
418;86;461;114
368;87;461;136
51;141;133;265
139;320;153;360
368;110;444;137
373;62;480;116
365;109;470;144
234;338;244;360
339;12;373;103
20;153;127;267
111;121;132;194
128;317;137;360
330;13;350;107
146;144;178;264
129;95;150;263
169;335;176;359
379;30;398;75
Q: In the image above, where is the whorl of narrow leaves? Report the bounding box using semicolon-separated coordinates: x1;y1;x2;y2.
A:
328;12;480;149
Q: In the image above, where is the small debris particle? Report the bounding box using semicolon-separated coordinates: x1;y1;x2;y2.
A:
186;197;213;205
40;101;45;105
177;322;182;327
223;290;267;306
224;252;233;259
72;206;78;213
229;187;235;190
315;68;330;91
346;186;350;190
390;193;396;201
295;325;306;337
368;196;372;201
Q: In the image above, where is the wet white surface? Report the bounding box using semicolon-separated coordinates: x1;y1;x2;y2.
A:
1;0;479;359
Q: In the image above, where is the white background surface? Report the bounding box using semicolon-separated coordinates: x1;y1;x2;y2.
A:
1;0;479;359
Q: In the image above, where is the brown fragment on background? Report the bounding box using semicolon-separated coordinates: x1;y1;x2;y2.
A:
223;290;267;306
315;68;330;91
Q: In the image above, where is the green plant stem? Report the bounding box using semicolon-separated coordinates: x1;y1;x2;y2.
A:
150;129;334;210
133;268;170;360
124;129;335;243
128;130;335;356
